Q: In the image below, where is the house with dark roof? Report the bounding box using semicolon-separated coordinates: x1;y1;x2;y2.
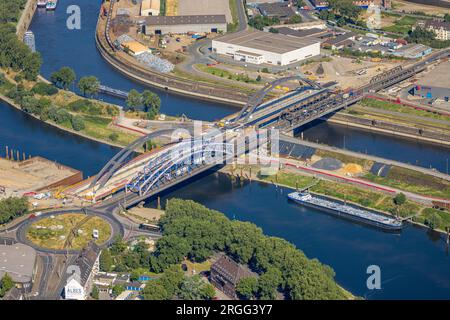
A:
63;242;101;300
210;255;255;299
258;2;296;21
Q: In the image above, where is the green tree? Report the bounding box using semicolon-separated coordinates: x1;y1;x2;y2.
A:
109;132;119;142
393;193;406;206
70;115;85;131
126;89;142;111
158;265;185;297
78;76;100;97
91;285;99;300
424;213;442;230
257;267;282;300
0;197;29;225
288;14;302;24
50;67;76;89
236;277;258;300
142;281;169;300
0;273;14;297
99;249;113;272
178;275;215;300
141;90;161;120
111;284;125;297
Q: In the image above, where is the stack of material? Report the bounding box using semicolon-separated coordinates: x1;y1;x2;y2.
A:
312;157;343;171
136;52;175;73
116;34;135;45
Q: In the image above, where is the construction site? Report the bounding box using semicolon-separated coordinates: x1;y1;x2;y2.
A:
0;155;83;206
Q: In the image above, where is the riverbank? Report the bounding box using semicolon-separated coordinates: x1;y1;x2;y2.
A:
220;163;450;234
0;92;130;149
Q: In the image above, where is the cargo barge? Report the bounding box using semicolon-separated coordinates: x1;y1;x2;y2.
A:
288;191;403;231
37;0;48;8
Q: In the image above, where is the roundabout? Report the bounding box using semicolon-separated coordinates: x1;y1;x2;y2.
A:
16;209;124;254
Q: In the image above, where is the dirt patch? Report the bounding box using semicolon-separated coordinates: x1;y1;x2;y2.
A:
341;163;363;175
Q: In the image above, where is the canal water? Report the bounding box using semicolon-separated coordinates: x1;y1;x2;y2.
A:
2;0;445;299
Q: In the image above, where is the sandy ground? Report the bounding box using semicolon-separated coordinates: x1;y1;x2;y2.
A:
128;207;164;222
301;57;398;89
413;60;450;88
0;158;77;197
178;0;232;23
392;0;450;16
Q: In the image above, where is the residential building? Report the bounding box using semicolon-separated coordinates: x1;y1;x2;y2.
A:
143;15;227;35
210;255;255;299
63;242;101;300
414;20;450;41
212;29;321;66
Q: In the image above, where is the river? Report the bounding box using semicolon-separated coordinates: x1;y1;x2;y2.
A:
0;0;444;299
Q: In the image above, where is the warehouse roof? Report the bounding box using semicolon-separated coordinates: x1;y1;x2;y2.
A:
258;3;296;18
145;15;227;26
213;30;320;54
141;0;160;12
0;244;36;284
276;27;325;38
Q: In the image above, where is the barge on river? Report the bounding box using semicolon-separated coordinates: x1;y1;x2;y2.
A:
288;191;403;231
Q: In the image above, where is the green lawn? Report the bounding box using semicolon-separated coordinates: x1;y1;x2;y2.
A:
359;98;450;123
364;167;450;199
382;16;419;35
195;64;261;84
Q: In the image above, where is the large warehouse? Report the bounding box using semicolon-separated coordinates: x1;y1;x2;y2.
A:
212;30;321;66
143;15;227;35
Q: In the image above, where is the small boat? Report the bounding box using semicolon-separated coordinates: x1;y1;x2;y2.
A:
37;0;48;8
46;0;58;11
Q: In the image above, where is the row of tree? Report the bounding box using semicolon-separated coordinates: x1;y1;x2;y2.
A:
0;197;29;225
0;24;42;80
147;199;347;300
127;89;161;119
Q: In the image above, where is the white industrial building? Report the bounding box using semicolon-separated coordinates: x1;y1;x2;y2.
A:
144;15;227;35
212;30;321;66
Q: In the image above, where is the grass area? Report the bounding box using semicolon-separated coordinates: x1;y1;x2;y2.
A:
359;98;450;123
314;149;373;168
414;208;450;231
183;259;211;275
195;64;261;84
82;115;138;146
382;15;418;35
27;214;112;250
227;0;239;32
172;67;258;96
165;0;177;16
364;166;450;199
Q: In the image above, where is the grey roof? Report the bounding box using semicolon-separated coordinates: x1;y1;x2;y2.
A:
213;29;320;54
325;32;356;46
68;241;100;287
276;27;325;38
258;3;296;18
0;244;36;284
145;15;227;26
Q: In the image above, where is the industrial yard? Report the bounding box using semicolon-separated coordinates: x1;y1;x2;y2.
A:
0;157;82;199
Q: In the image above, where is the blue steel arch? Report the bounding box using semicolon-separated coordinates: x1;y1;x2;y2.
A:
126;139;234;197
